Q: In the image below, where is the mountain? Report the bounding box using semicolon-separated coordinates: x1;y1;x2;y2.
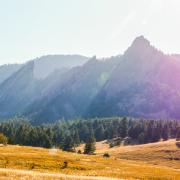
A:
25;56;120;124
0;61;39;118
0;64;22;85
0;55;88;119
87;36;180;119
33;55;88;79
0;55;88;85
1;36;180;123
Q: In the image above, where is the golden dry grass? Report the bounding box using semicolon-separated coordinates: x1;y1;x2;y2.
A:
96;139;180;169
0;140;179;179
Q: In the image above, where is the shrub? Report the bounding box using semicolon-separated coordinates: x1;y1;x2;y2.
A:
109;142;114;148
29;163;35;169
103;153;110;158
62;161;68;169
0;133;8;145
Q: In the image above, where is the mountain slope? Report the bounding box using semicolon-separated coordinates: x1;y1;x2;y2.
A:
0;55;88;119
25;56;120;123
87;36;180;119
0;64;22;85
1;36;180;122
0;61;40;118
33;54;88;79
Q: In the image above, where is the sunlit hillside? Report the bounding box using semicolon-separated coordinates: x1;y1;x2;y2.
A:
0;140;179;179
96;139;180;169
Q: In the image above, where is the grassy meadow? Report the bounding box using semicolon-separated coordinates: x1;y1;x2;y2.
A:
0;139;179;179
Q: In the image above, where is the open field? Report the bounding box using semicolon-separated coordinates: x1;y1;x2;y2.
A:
0;140;179;179
95;139;180;169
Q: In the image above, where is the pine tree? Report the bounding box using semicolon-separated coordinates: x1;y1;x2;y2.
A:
73;129;80;146
95;124;105;141
145;123;153;143
176;128;180;141
138;132;145;144
151;126;161;142
84;139;96;155
61;135;75;152
162;125;170;141
84;129;96;154
119;117;128;138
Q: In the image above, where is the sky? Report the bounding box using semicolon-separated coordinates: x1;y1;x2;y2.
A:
0;0;180;65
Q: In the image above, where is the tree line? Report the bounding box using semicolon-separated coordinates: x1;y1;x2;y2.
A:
0;117;179;153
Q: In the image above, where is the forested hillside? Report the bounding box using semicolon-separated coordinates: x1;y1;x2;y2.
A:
0;117;179;151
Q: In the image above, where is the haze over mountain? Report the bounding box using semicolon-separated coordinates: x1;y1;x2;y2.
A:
33;55;88;79
0;64;22;85
0;54;88;84
87;36;180;119
0;55;88;119
25;56;120;124
0;36;180;123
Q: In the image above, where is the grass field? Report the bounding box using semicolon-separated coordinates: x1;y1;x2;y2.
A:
0;139;179;179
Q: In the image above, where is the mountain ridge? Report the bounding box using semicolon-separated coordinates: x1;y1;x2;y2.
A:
0;36;180;123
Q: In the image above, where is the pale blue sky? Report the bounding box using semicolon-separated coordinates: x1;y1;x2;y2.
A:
0;0;180;64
